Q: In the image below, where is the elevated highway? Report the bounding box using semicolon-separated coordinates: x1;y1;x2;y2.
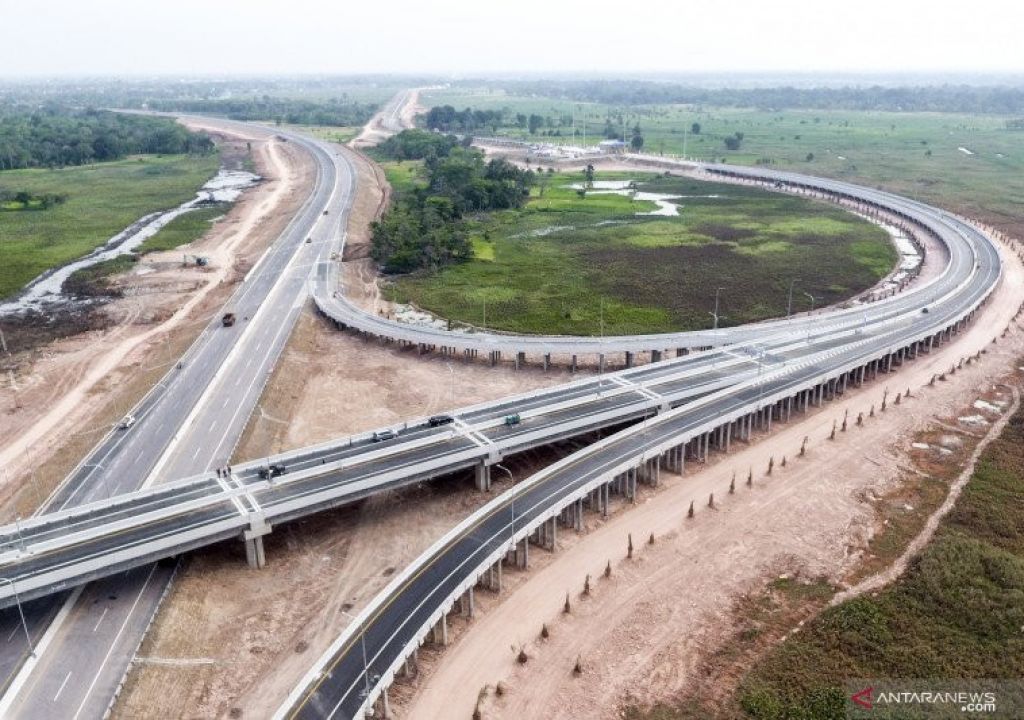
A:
0;98;1007;719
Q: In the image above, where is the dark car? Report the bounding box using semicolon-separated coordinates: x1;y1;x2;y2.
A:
428;415;454;428
504;413;522;426
258;464;287;479
371;429;397;443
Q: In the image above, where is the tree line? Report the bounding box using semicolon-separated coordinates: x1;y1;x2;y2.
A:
371;130;535;273
143;96;376;127
0;107;214;170
467;80;1024;114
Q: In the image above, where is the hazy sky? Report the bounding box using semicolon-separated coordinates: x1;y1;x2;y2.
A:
2;0;1022;77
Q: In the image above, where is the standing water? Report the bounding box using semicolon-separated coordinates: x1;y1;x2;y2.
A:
0;168;260;316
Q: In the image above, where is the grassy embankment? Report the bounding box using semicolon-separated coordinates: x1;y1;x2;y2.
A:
0;153;220;299
420;89;1024;237
382;165;894;336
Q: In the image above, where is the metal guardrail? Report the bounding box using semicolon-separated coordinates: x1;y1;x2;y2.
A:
278;166;1003;719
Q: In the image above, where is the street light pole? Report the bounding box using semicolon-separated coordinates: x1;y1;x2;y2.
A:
340;610;371;700
803;291;817;314
495;463;516;549
709;287;725;330
0;578;32;657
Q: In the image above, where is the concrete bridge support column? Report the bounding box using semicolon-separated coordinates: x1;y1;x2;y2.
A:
518;538;529;568
486;562;502;592
625;352;634;369
475;462;491;492
543;354;550;371
652;350;662;363
458;588;475;618
243;513;272;569
431;615;449;646
599;354;606;373
402;649;419;678
244;536;266;569
571;355;578;373
575;498;584;530
375;687;391;719
546;517;557;550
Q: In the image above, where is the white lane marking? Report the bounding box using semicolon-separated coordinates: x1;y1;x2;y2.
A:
71;565;159;720
92;607;109;633
52;671;72;703
210;421;217;433
6;625;17;642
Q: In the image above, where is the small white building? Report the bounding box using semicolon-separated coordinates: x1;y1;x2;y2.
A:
598;139;627;154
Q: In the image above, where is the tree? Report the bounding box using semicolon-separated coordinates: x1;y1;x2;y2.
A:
603;117;617;139
528;114;544;134
805;152;815;162
690;122;701;135
630;123;644;151
723;133;743;151
583;164;595;186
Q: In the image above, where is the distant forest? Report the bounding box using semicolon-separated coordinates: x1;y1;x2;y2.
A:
474;80;1024;113
143;97;377;127
0;108;214;170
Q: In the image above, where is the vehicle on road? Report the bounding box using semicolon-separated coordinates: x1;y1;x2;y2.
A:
222;312;237;327
428;415;454;427
323;209;329;215
306;237;313;244
922;307;930;314
117;414;136;430
371;429;398;443
504;413;521;426
258;464;287;479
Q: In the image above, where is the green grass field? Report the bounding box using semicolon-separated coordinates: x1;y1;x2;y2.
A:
420;89;1024;236
384;167;894;335
287;124;362;146
0;153;220;299
137;205;227;254
732;400;1024;720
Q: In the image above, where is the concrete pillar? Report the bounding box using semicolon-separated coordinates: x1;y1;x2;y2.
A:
543;354;550;371
598;354;606;373
244;536;266;569
432;614;449;646
463;588;475;618
571;355;578;373
518;538;529;568
625;351;634;369
652;350;662;363
475;462;491;492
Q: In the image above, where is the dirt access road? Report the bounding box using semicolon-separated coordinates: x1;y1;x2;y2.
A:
401;233;1024;720
0;124;314;520
110;93;567;719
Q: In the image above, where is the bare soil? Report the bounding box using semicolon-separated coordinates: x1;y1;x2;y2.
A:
112;120;564;718
0;125;315;521
400;235;1024;720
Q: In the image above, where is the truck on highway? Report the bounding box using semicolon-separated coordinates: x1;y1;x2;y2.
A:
222;312;236;327
428;415;454;428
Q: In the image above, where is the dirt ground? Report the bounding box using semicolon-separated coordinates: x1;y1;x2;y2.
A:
0;124;315;520
400;235;1024;720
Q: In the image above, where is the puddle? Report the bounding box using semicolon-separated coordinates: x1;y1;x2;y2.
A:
958;414;990;426
568;180;682;216
973;399;1004;414
0;168;259;316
